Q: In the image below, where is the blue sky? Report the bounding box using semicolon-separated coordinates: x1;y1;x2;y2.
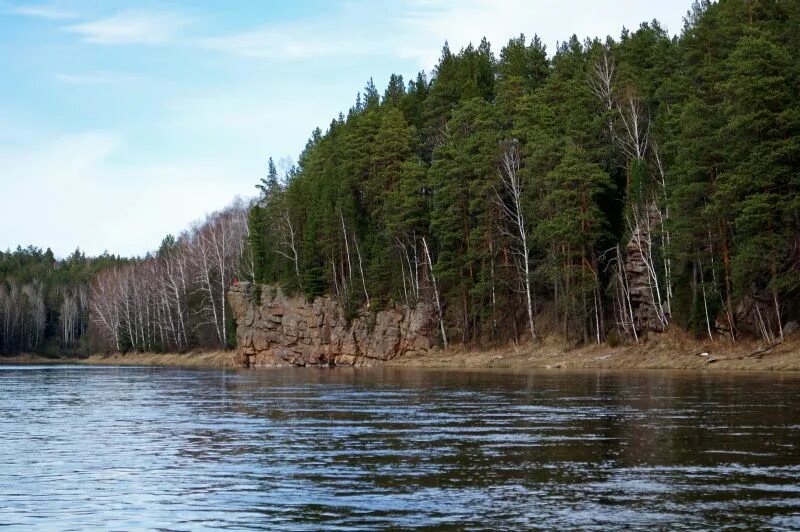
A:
0;0;688;257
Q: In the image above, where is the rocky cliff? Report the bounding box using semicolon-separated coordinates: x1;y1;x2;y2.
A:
623;203;670;334
227;283;438;367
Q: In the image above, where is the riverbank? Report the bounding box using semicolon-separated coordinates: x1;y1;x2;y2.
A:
1;351;238;368
387;330;800;371
0;353;68;365
81;350;237;368
89;334;800;371
4;331;799;371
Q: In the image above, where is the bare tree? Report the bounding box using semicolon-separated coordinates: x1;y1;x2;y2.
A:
354;236;370;308
651;143;673;319
60;287;79;347
422;236;447;349
628;211;668;331
589;49;617;137
276;208;303;291
607;245;639;343
192;215;226;347
617;88;650;163
21;282;46;350
90;267;123;352
163;244;190;349
590;58;672;337
395;236;421;306
233;197;256;283
194;204;249;348
88;201;248;353
496;142;538;341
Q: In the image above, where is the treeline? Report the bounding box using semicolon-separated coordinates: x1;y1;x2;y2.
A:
248;0;800;346
0;247;128;355
0;201;250;355
89;201;251;353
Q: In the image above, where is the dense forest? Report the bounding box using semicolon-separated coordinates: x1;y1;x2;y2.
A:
2;0;799;356
249;0;800;347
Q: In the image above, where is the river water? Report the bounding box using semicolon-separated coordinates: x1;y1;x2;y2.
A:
1;365;799;530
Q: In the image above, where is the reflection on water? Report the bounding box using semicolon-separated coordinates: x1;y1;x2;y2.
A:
1;365;799;530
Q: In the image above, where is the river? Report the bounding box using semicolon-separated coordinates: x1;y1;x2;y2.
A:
1;365;799;530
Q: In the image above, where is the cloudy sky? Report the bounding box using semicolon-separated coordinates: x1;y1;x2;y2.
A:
0;0;688;257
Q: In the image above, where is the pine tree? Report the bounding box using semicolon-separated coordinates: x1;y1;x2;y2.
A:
256;157;280;199
496;34;549;122
713;31;800;339
240;0;800;348
536;146;614;342
429;98;501;341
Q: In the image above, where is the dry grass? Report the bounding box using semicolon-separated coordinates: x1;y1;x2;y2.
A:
6;331;800;372
387;329;800;371
0;353;68;364
82;350;237;368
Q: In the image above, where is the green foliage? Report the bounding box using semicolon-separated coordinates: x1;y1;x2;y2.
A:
0;246;129;354
3;0;790;356
225;300;237;350
244;2;800;344
535;146;615;340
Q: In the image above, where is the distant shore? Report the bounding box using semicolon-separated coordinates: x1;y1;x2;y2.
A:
0;353;69;365
81;350;238;368
4;333;800;371
0;351;237;368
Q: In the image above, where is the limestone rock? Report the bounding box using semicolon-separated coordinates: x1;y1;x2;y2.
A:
227;282;437;368
622;203;670;336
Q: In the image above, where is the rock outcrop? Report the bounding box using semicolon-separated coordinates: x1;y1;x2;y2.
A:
624;203;670;334
227;282;437;367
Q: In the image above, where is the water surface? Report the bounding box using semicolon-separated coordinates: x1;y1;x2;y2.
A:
1;365;799;530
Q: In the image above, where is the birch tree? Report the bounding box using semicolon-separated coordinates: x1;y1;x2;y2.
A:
496;142;537;341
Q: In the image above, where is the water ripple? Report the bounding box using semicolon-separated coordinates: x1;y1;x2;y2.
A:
1;365;799;530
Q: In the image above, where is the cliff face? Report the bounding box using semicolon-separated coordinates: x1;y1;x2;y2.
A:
623;203;670;335
227;283;437;367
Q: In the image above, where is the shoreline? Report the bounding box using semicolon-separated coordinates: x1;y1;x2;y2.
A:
81;351;238;368
386;333;800;372
0;351;238;368
4;332;799;372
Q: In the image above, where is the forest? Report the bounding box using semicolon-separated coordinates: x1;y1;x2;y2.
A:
2;0;798;355
247;0;800;347
0;203;250;355
0;247;127;355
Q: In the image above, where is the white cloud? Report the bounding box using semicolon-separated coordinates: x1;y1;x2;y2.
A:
395;0;685;67
7;3;76;20
65;10;188;45
53;71;143;85
0;131;252;257
0;131;121;185
159;90;339;176
165;92;328;132
198;19;369;60
0;0;690;258
195;0;684;68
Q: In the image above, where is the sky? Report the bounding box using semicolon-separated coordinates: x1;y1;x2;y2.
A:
0;0;689;258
